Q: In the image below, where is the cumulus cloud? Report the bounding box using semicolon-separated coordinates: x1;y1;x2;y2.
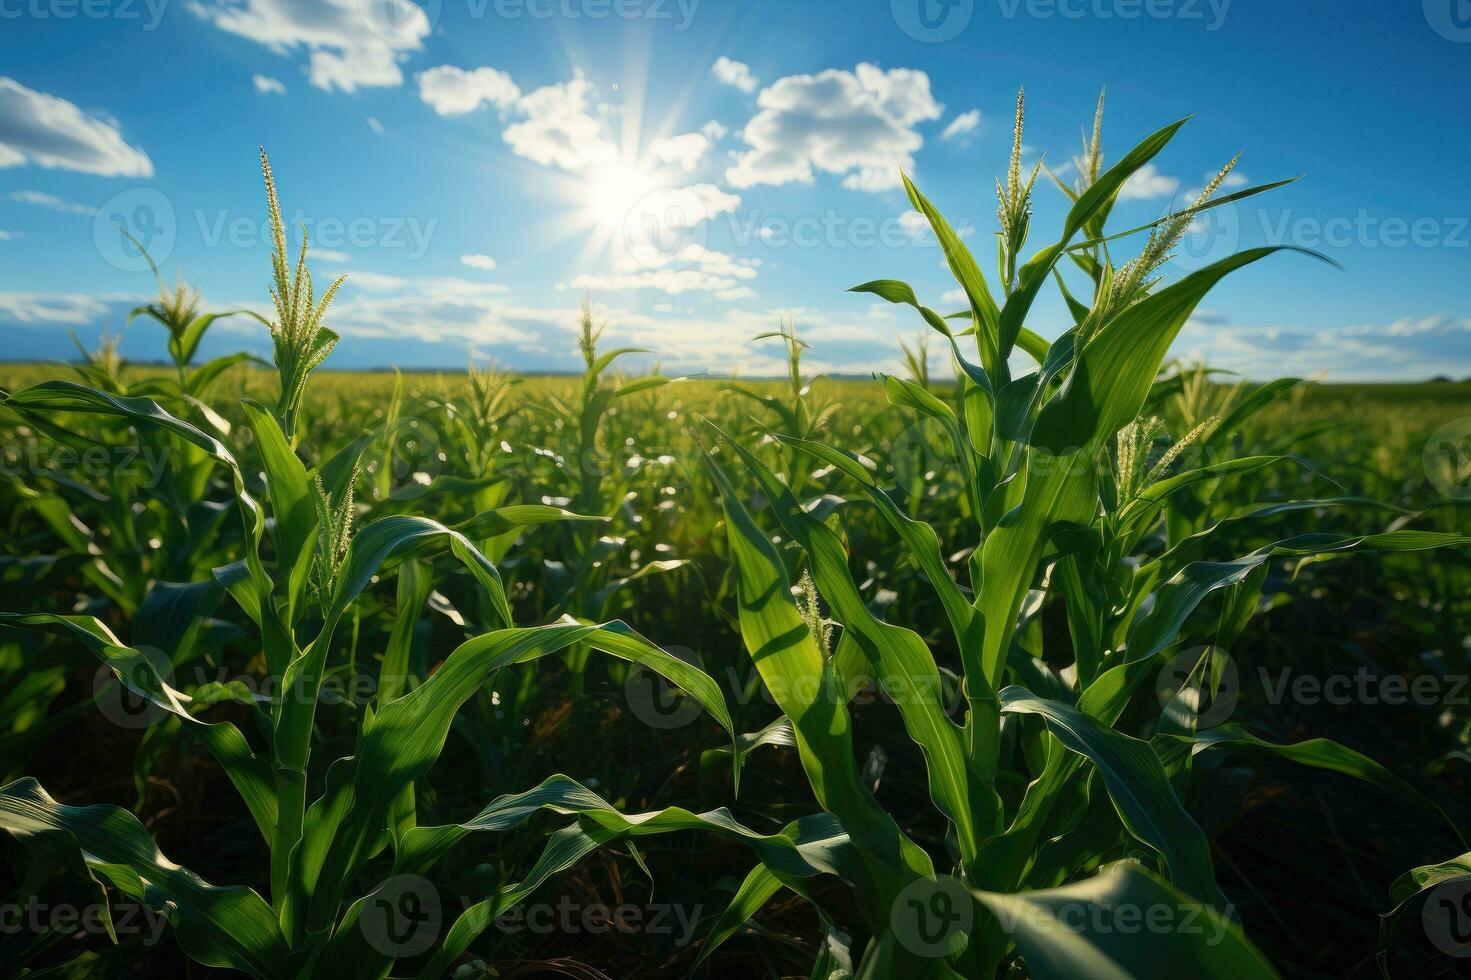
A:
9;190;97;215
711;57;758;93
568;244;759;298
188;0;431;93
1118;163;1180;201
1178;314;1471;380
941;109;980;141
700;120;728;141
253;74;287;95
416;65;520;116
725;63;943;192
503;72;618;171
0;291;130;325
460;253;497;271
649;132;710;171
0;77;152;177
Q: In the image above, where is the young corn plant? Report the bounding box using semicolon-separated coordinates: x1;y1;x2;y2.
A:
700;92;1471;978
0;156;794;980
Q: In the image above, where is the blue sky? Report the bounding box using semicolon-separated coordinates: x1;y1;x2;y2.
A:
0;0;1468;379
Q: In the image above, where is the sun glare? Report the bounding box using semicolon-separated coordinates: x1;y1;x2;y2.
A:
583;157;658;234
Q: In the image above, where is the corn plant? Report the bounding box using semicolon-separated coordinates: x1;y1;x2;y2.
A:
699;92;1471;977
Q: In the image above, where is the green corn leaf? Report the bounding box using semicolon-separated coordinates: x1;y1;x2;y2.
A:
999;687;1227;908
0;613;277;844
973;860;1278;980
300;619;738;936
1377;850;1471;976
713;424;993;863
705;447;934;930
0;778;290;979
1032;248;1317;453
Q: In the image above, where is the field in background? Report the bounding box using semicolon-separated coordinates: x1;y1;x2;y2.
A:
2;354;1468;977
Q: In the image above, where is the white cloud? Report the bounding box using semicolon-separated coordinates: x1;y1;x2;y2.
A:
366;116;385;134
503;71;617;171
899;210;929;239
941;109;980;141
9;190;97;215
0;230;13;241
726;64;943;193
188;0;431;93
701;120;728;141
252;74;287;95
650;132;710;172
0;291;131;325
1118;163;1180;201
1178;314;1471;380
0;77;152;177
460;253;497;271
568;244;759;298
312;248;351;262
711;57;758;93
416;65;520;117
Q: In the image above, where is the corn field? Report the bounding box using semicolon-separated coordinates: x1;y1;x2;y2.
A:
1;95;1469;980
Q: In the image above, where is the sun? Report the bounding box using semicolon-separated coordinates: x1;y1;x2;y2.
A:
582;156;659;235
